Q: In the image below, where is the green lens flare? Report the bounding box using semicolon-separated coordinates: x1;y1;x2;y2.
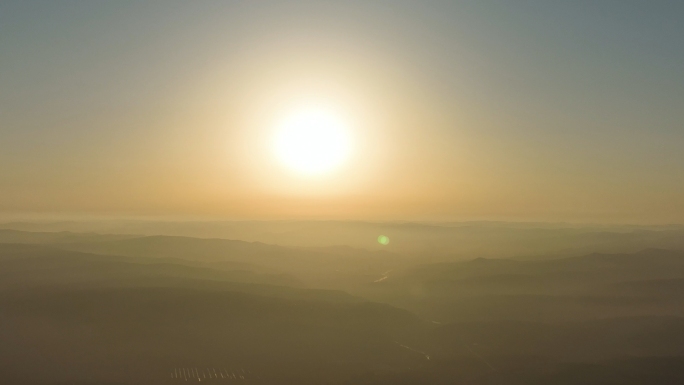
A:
377;235;390;245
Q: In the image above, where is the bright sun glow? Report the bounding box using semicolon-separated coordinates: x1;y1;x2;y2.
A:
274;107;352;176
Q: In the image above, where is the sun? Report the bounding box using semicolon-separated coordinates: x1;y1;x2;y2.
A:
273;107;352;176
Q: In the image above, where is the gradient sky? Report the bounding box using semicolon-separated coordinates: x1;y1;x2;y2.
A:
1;1;683;222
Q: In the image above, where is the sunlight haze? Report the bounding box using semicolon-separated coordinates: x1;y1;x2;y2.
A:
1;1;683;222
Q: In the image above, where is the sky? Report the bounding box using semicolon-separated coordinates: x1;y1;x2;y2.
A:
1;0;683;223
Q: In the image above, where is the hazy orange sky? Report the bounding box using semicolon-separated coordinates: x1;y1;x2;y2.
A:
1;1;683;223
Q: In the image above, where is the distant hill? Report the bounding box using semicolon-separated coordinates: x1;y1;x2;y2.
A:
4;220;684;258
368;249;684;322
0;228;138;244
0;229;406;291
0;243;365;302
